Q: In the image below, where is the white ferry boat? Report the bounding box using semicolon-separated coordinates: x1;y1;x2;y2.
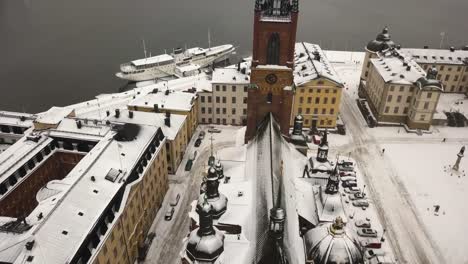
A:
116;44;235;81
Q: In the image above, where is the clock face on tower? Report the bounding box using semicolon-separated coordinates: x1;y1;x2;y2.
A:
265;73;278;85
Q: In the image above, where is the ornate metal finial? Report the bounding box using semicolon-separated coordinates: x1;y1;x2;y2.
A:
320;129;328;146
330;217;345;235
255;0;263;11
427;67;438;79
291;0;299;12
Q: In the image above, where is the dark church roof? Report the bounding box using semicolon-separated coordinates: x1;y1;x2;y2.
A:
367;27;396;53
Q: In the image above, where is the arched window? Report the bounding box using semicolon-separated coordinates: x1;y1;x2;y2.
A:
267;33;280;65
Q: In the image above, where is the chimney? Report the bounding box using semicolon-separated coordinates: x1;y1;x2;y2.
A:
154;104;159;113
313;51;321;61
164;112;171;127
152;88;159;93
237;62;241;71
76;120;82;129
424;45;429;49
115;109;120;118
128;111;134;118
164;117;171;127
106;110;110;117
396;45;401;50
165;90;170;96
406;65;411;71
450;46;455;52
403;61;408;66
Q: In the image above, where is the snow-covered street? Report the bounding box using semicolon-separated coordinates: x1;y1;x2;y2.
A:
143;125;243;264
330;50;468;264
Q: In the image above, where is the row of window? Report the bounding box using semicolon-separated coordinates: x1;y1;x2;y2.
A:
297;107;335;115
200;95;247;104
389;85;414;93
384;106;409;115
297;87;338;94
298;96;337;104
423;64;464;73
201;107;247;115
214;85;249;92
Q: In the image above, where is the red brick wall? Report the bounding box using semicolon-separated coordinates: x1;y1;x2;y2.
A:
252;11;298;68
0;152;84;218
245;68;294;142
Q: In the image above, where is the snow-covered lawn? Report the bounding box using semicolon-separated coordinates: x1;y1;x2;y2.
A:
437;93;468;115
382;143;468;264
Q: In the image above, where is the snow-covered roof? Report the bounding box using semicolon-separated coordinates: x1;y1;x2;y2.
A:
294;42;344;87
370;54;426;85
128;90;196;112
105;109;186;140
131;54;174;67
399;48;468;65
35;107;75;125
212;68;250;84
0;111;35;128
0;123;165;263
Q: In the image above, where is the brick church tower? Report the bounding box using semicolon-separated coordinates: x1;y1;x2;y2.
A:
245;0;299;143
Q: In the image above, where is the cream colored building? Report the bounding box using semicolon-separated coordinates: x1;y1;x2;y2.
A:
399;48;468;93
362;27;468;94
198;64;251;125
0;108;169;264
292;42;344;129
106;109;188;174
128;89;198;141
360;51;443;130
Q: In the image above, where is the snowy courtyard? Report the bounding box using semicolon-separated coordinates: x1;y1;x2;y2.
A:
382;143;468;264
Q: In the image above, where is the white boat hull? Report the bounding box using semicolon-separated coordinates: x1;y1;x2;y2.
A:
116;45;234;82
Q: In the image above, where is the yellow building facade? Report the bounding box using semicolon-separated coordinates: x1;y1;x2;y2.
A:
292;78;343;128
92;142;168;264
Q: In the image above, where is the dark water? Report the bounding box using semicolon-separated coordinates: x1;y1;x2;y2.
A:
1;0;467;113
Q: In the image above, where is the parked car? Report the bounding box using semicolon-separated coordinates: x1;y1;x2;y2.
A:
338;165;354;172
170;193;180;206
352;200;370;208
194;138;202;147
340;171;356;177
355;220;371;228
338;160;354;167
342;180;357;188
208;128;221;133
198;131;206;139
349;192;366;200
340;176;356;182
344;187;361;194
165;207;175;221
357;228;378;238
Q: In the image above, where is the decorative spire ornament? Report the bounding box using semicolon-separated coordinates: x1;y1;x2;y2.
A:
453;146;465;171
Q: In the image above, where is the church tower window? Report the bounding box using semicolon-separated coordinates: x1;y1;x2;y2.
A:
267;33;281;65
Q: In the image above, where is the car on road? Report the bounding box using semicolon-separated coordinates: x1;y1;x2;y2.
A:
340;176;356;182
357;228;378;238
194;138;202;147
340;171;356;177
165;207;175;221
352;200;369;208
355;220;371;228
338;165;354;172
341;180;357;188
198;131;206;139
344;187;361;194
338;160;354;167
349;192;366;200
208;128;221;133
170;193;180;206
